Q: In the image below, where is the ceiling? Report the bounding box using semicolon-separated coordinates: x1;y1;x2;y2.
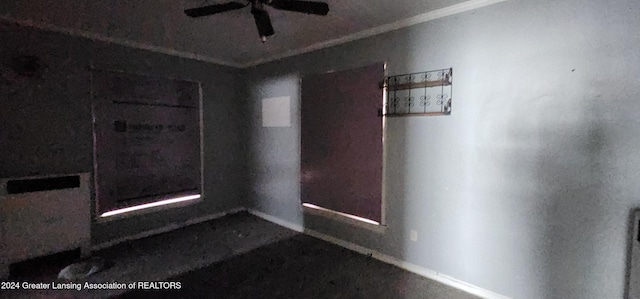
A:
0;0;494;67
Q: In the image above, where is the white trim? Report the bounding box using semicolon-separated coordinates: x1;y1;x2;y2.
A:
1;0;509;68
381;62;388;226
304;228;373;255
251;211;511;299
91;207;246;251
198;81;205;218
240;0;510;67
247;209;304;232
374;255;511;299
0;15;243;68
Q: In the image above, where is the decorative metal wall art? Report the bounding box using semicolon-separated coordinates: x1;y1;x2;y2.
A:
383;68;452;116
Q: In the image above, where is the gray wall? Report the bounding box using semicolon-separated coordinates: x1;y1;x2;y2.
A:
0;22;247;245
244;0;640;298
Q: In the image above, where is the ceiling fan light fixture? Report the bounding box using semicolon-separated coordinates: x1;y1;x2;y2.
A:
252;9;275;40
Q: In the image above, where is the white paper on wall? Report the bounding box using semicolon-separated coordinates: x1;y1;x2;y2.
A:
262;96;291;127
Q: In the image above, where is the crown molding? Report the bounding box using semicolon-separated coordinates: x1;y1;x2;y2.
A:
239;0;510;67
0;0;509;69
0;15;244;68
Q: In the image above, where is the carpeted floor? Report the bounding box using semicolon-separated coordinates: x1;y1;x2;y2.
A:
120;233;478;299
2;212;478;299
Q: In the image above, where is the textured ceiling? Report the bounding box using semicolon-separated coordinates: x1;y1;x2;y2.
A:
0;0;475;67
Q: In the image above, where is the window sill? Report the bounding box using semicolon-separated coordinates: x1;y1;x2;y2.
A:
302;203;386;234
96;193;202;223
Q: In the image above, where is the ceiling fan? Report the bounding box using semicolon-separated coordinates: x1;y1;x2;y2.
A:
185;0;329;42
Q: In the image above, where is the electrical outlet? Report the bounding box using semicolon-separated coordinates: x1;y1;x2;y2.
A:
410;230;418;242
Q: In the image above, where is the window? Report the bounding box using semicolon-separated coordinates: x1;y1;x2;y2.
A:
300;63;385;224
91;70;202;218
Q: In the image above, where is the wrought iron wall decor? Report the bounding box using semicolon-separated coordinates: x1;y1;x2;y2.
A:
383;68;452;116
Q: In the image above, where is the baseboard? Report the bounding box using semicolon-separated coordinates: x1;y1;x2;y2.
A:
370;245;511;299
250;210;510;299
247;209;304;232
91;207;246;251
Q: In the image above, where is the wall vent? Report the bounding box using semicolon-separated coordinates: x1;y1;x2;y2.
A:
6;175;80;194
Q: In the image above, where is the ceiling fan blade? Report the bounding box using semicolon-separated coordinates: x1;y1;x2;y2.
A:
184;2;247;17
266;0;329;15
252;9;275;40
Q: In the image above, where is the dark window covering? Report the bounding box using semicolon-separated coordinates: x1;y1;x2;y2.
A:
301;63;384;222
92;70;201;215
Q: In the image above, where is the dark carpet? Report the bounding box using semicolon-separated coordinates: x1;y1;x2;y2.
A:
2;212;478;299
119;233;477;299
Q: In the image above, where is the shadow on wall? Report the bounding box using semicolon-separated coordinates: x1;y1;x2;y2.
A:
532;94;621;298
624;207;640;299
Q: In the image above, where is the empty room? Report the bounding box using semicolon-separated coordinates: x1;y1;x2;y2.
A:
1;0;640;298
